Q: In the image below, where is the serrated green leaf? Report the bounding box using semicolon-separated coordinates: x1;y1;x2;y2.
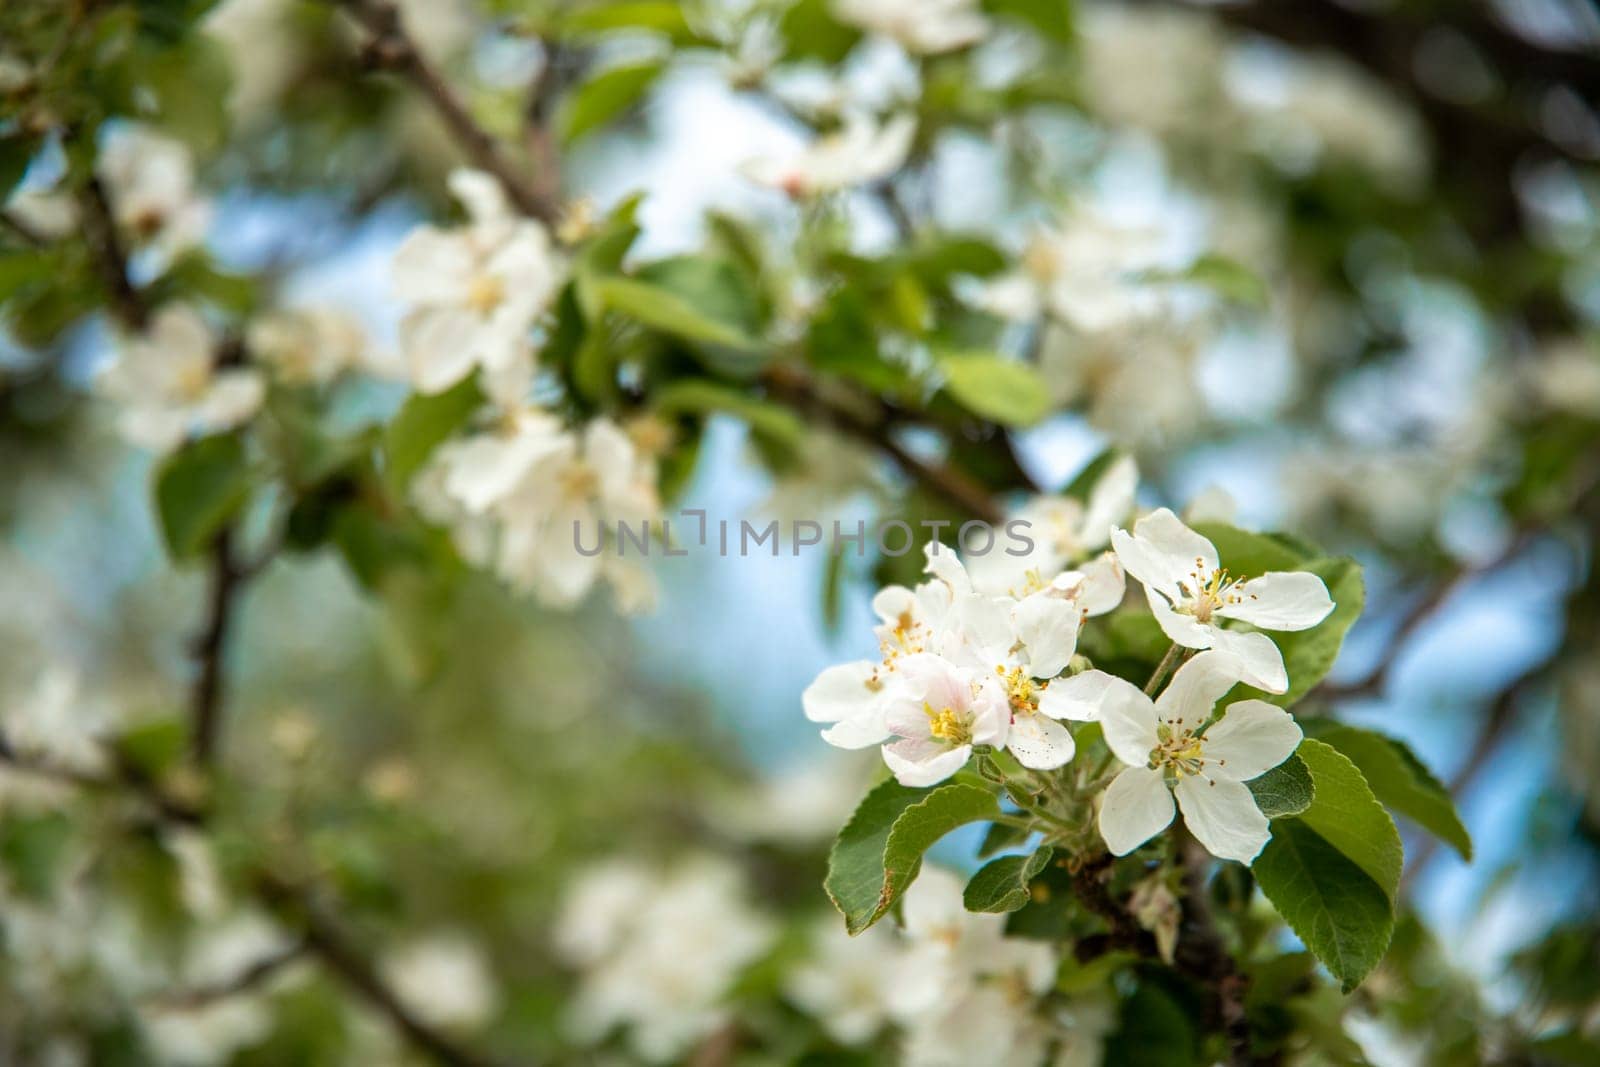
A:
825;778;999;934
1293;739;1403;903
1307;724;1472;861
382;373;483;491
1193;521;1312;574
1254;818;1394;992
153;433;253;560
1247;753;1314;819
557;59;666;143
938;351;1050;427
963;845;1053;913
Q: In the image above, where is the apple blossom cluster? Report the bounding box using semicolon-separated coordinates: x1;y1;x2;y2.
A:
554;856;1111;1067
805;466;1336;864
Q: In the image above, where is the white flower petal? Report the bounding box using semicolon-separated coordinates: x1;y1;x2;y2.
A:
1036;668;1146;725
1202;700;1302;782
883;739;972;787
1174;776;1270;864
922;541;972;597
1154;650;1246;730
1094;678;1161;767
393;228;472;305
1011;594;1080;678
1209;629;1289;694
1145;585;1216;649
1006;713;1075;770
1216;570;1335;632
802;661;883;726
1098;766;1175;856
1077;456;1138;552
1066;552;1126;617
1115;507;1219;598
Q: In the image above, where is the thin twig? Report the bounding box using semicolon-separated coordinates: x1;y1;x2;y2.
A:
78;174;150;332
335;0;560;226
150;940;309;1008
190;527;242;767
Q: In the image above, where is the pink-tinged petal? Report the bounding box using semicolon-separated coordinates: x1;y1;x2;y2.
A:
1215;571;1335;632
1006;713;1076;770
1094;679;1161;768
1036;669;1147;725
1012;594;1080;678
1154;650;1247;730
1202;700;1302;781
1078;456;1138;552
1209;629;1289;694
1145;585;1215;649
893;653;966;713
882;740;972;788
1098;766;1175;856
1174;776;1270;864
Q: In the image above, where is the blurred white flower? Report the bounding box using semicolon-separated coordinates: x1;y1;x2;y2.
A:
380;932;500;1029
1038;314;1210;446
393;168;563;398
711;756;873;846
204;0;298;125
743;113;916;197
1112;508;1333;692
246;306;369;386
3;183;79;240
556;856;774;1063
141;997;272;1067
785;919;907;1044
95;305;265;453
2;667;109;774
831;0;989;55
97;124;211;254
891;867;1060;1067
1069;651;1302;862
1527;337;1600;417
1078;4;1230;139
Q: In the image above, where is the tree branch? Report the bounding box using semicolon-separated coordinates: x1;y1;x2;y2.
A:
78;174;150;332
335;0;561;226
189;526;243;767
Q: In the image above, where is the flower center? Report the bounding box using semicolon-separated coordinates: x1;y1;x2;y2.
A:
1149;722;1212;779
466;272;505;315
879;610;927;664
1176;560;1250;624
174;361;211;400
560;460;600;500
924;702;972;746
995;664;1038;716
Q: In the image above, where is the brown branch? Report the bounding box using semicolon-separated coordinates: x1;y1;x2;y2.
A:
151;939;309;1009
764;366;1005;523
190;527;243;767
259;874;506;1067
335;0;560;226
78;175;150;332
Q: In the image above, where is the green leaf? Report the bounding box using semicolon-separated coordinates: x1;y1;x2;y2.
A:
1247;753;1315;819
0;813;74;901
1254;818;1395;992
779;0;862;63
1180;254;1269;308
652;379;804;457
382;374;483;491
1193;521;1312;575
963;846;1054;913
557;59;666;143
1306;724;1472;861
1293;739;1403;903
983;0;1073;45
594;275;760;350
826;778;999;934
557;1;702;44
938;351;1050;427
153;433;253;560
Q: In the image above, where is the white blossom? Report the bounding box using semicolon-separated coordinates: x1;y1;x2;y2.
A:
392;169;562;398
880;652;1010;786
831;0;989;55
556;857;773;1063
1111;508;1334;692
743;112;916;197
97;124;211;254
380;932;500;1030
95;305;265;453
1066;651;1303;863
785;919;907;1045
246;306;369;386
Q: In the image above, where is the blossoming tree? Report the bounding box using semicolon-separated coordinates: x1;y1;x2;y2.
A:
2;0;1598;1064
